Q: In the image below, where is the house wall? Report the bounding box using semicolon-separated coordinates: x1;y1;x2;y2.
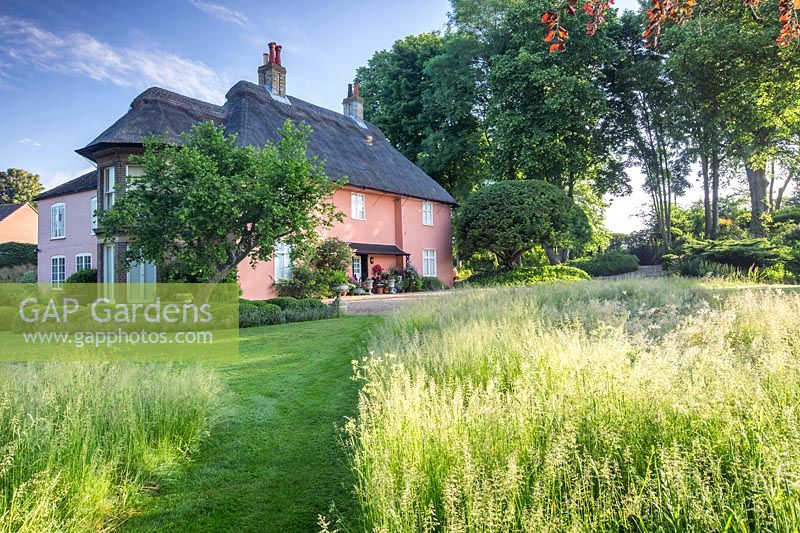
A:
0;204;38;244
237;186;454;300
37;190;97;282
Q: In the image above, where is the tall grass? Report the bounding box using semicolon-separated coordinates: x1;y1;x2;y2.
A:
348;279;800;531
0;363;221;532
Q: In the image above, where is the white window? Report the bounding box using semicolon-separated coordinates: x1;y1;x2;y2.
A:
274;242;292;281
352;256;362;282
422;249;437;277
50;203;65;239
126;165;144;190
51;256;66;285
351;193;366;220
103;243;116;284
90;196;97;234
103;166;115;210
422;202;434;226
76;254;92;272
128;261;157;302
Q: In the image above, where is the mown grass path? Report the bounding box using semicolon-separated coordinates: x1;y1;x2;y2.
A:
124;316;377;532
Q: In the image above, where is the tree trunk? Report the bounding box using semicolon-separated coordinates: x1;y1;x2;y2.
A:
711;148;720;239
775;173;793;212
701;152;712;238
544;247;561;265
745;163;769;237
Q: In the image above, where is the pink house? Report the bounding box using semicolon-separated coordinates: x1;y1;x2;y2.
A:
36;43;456;297
0;203;38;244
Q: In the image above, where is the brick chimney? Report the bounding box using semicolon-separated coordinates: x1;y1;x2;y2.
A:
342;82;364;122
258;42;287;97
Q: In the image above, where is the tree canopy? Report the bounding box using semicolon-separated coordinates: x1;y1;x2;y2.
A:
0;168;43;204
456;180;591;268
102;121;341;283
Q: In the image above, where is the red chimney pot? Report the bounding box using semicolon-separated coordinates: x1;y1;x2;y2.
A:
268;42;276;64
353;82;360;98
275;45;283;66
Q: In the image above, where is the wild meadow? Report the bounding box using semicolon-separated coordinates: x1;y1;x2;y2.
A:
0;363;221;532
348;279;800;532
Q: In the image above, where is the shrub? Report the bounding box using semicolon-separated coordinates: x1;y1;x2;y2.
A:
239;302;283;328
567;251;639;277
463;265;590;287
421;277;445;291
682;238;790;269
265;296;301;310
456;180;592;268
66;268;98;283
239;298;334;328
0;242;37;268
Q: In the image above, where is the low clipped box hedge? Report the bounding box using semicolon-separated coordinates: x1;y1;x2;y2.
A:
567;251;639;277
239;296;334;328
463;265;590;287
66;268;98;283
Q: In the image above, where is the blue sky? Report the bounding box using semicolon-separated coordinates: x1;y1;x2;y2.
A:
1;0;653;232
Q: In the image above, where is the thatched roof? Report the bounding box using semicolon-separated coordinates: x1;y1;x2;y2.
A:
35;171;97;201
76;82;456;205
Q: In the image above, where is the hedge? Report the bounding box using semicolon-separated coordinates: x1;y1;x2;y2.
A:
0;242;37;268
567;251;639;277
239;297;335;328
463;266;590;287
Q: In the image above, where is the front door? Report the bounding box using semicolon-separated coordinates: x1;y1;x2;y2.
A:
352;255;369;281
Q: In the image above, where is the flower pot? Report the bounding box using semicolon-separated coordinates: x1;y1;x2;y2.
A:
363;279;374;291
387;279;396;289
331;284;350;297
375;286;385;294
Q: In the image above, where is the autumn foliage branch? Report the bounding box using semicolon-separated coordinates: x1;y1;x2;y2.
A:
542;0;800;51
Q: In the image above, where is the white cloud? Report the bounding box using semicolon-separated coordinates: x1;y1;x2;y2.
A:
188;0;248;27
0;16;230;103
18;138;42;147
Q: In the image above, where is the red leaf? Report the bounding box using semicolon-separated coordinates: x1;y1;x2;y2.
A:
549;42;566;53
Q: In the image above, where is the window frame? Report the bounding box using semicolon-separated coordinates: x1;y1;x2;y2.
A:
422;248;437;277
102;243;116;285
50;202;66;240
103;166;116;210
90;196;98;234
75;253;92;272
274;241;293;281
51;255;66;285
422;201;434;226
351;193;366;221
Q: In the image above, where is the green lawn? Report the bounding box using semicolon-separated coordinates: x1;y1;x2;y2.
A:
123;316;377;532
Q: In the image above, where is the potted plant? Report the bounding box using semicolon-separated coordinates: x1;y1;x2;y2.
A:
363;277;374;292
374;280;386;294
329;271;351;297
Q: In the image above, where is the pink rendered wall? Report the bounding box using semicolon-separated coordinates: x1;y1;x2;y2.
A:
0;204;38;244
238;186;454;300
37;190;98;282
399;198;454;285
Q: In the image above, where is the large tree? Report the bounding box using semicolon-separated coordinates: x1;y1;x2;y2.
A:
455;0;630;198
102;121;341;284
456;180;591;268
0;168;43;204
357;32;488;199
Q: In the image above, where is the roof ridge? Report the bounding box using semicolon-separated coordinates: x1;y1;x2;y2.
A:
133;87;227;120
